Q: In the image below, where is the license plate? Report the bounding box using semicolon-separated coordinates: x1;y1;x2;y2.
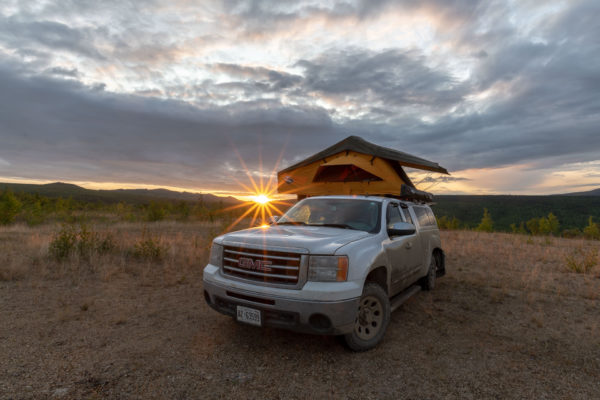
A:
236;306;261;326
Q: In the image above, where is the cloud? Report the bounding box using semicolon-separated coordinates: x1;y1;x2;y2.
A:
0;62;343;191
417;176;471;183
296;49;467;114
44;66;79;77
0;16;106;60
0;0;599;194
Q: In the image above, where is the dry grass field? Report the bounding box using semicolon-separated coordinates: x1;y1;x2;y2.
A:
1;223;599;399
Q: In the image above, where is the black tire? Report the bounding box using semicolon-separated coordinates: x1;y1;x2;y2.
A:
421;253;437;291
343;282;390;352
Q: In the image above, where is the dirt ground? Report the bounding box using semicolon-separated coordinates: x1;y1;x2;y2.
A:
1;226;599;399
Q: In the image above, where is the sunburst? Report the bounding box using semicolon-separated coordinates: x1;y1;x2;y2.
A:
216;140;293;232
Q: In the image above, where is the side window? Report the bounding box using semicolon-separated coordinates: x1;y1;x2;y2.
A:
386;203;403;226
426;208;437;227
399;206;414;225
413;206;430;227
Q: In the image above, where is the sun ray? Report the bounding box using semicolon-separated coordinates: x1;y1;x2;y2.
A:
218;137;296;231
264;137;289;197
265;202;286;216
224;203;258;232
223;134;261;195
249;203;262;227
218;201;255;213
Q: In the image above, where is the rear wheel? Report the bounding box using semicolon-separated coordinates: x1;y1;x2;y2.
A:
343;282;390;352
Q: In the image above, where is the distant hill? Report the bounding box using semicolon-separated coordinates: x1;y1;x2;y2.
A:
0;182;241;205
560;188;600;196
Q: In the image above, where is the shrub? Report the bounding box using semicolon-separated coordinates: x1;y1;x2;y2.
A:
562;228;582;238
49;224;116;261
97;234;116;255
538;213;560;235
526;218;540;235
538;216;551;235
547;213;560;235
510;222;527;234
77;224;95;258
49;225;78;261
147;201;166;222
131;234;169;262
565;248;598;274
25;200;45;226
583;216;600;240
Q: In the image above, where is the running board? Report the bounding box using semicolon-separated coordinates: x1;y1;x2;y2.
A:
390;285;421;312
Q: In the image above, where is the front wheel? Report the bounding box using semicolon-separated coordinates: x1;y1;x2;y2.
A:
343;282;390;352
421;253;437;291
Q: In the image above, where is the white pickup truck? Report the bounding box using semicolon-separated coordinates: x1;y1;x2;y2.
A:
203;195;445;351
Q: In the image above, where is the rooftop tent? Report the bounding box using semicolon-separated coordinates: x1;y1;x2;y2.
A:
277;136;449;199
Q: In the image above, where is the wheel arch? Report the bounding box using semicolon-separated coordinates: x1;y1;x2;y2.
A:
364;266;389;294
433;247;446;277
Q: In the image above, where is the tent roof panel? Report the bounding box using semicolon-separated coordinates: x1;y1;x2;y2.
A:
279;135;449;175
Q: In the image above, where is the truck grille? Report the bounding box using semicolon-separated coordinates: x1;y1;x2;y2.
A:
222;246;301;285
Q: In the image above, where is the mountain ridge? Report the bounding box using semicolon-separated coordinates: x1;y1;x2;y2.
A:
0;182;242;205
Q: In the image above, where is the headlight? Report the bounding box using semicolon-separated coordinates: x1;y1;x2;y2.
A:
209;243;223;267
308;256;348;282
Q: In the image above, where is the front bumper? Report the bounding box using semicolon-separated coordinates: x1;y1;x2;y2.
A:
203;278;360;335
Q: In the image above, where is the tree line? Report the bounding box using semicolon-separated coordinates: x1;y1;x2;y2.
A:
0;189;244;226
437;208;600;240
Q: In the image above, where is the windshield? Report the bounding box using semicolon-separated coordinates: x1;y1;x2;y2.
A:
278;198;381;233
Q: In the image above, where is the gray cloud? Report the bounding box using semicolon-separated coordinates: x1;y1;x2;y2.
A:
418;176;471;183
296;49;467;111
0;63;342;190
0;0;599;193
0;16;106;60
44;66;79;77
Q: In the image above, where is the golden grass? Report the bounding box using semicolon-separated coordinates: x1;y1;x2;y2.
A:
441;230;600;302
1;223;597;310
0;221;225;285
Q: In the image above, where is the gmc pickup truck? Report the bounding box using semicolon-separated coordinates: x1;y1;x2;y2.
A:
203;195;445;351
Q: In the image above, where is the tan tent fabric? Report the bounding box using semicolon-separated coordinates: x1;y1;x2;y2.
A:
277;136;448;197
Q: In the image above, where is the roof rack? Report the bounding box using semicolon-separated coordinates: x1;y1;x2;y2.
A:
392;184;434;204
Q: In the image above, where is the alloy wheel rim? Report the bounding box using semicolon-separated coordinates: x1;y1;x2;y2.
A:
354;295;383;340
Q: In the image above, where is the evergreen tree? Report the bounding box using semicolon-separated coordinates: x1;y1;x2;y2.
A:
583;216;599;240
0;190;22;225
449;217;461;230
476;208;493;232
538;216;551;235
526;218;540;235
547;212;560;235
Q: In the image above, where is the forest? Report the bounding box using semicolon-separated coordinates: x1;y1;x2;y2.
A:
0;182;598;240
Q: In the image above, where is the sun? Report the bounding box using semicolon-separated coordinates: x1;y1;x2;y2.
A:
253;194;271;204
215;140;294;232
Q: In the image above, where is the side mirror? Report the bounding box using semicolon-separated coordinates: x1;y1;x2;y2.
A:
387;222;416;237
268;216;280;224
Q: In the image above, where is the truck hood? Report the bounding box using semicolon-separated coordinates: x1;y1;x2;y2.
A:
219;225;371;254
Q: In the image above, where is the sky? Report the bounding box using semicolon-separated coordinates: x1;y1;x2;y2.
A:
0;0;599;198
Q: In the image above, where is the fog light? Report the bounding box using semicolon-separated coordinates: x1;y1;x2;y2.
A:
309;313;332;331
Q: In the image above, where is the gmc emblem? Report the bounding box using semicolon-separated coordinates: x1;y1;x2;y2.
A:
238;257;273;272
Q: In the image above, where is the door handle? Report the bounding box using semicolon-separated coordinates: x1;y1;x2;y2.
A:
405;242;413;249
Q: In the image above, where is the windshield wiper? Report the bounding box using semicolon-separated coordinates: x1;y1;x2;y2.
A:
306;223;357;230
